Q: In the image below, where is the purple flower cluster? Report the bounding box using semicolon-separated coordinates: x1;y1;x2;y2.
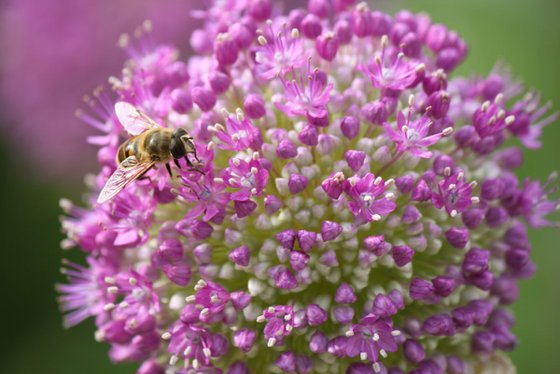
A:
58;1;558;373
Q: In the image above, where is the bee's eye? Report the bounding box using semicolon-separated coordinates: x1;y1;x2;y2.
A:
170;136;186;159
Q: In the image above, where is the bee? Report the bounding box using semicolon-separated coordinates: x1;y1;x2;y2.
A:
97;102;202;204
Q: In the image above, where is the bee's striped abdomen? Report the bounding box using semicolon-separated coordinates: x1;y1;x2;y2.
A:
116;137;139;164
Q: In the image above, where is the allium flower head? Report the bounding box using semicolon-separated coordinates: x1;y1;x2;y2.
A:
59;1;559;373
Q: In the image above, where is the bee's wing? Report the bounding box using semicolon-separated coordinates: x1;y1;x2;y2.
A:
97;156;155;204
115;101;160;136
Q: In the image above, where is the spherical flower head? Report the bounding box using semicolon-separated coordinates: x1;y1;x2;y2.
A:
58;1;559;373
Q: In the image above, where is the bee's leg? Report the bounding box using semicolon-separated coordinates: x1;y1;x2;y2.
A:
174;159;182;169
192;149;201;164
138;165;154;182
184;156;194;167
165;163;173;178
185;153;205;174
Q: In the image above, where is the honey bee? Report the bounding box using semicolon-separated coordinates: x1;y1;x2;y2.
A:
97;102;202;203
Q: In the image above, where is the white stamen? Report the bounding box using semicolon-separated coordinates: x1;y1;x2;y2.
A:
103;302;115;311
94;330;105;342
195;280;207;290
408;94;415;106
497;109;505;120
373;362;381;373
505;115;516;125
161;332;171;340
360;352;368;361
391;330;401;336
104;276;115;284
380;349;387;358
444;167;451;177
258;35;267;45
471;196;480;204
372;214;381;221
236;108;245;121
442;127;454;136
256;315;265;323
203;348;212;357
267;337;276;347
185;295;195;302
381;35;388;48
450;209;458;217
283;26;296;40
374;176;383;185
107;286;118;294
169;355;178;366
494;93;504;104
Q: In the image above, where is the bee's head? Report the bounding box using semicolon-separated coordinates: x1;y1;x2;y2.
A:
171;128;196;159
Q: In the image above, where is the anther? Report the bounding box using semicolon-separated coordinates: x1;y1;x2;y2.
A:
107;286;118;294
381;35;388;48
103;303;115;311
494;93;504;104
103;277;115;284
408;94;415;106
442;127;454;136
505;115;516;125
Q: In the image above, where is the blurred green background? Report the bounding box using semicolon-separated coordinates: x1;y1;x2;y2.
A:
0;1;558;373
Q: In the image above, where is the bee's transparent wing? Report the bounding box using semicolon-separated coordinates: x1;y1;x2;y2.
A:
115;101;160;136
97;156;155;203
